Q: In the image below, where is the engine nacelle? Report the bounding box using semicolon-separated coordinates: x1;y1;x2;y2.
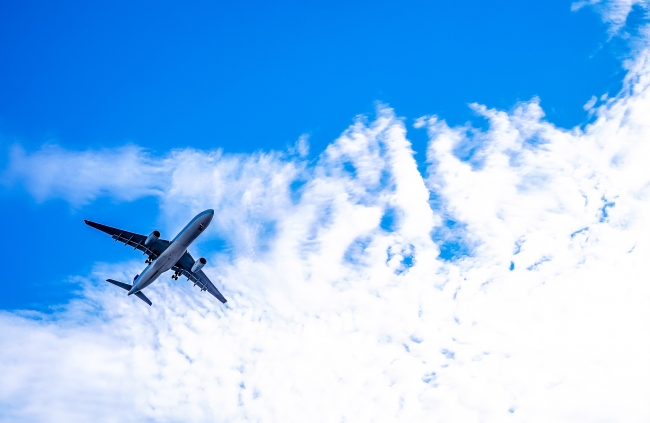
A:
191;257;206;273
145;230;160;246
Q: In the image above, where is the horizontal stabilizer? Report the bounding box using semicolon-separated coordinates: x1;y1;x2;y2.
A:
106;279;152;306
134;291;152;306
106;279;132;291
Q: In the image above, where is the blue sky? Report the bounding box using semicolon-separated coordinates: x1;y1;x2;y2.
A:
0;0;623;155
2;1;650;420
0;0;628;310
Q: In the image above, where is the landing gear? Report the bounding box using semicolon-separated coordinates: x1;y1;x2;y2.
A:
172;270;181;280
145;257;153;265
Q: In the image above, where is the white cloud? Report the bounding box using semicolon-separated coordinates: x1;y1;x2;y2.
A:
572;0;649;35
2;144;170;205
3;23;650;423
418;49;650;422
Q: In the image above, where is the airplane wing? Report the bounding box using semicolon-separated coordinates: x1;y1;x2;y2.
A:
84;220;171;261
173;251;227;303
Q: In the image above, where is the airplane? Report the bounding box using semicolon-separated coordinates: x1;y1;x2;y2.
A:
84;209;227;306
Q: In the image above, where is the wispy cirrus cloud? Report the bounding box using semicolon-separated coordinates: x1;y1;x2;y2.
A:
3;144;169;205
572;0;649;35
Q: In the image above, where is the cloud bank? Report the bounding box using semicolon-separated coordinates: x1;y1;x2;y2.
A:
3;2;650;422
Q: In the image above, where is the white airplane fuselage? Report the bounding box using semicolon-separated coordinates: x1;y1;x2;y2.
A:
128;209;214;295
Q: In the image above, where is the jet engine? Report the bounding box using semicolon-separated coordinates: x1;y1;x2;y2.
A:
145;230;160;246
191;257;206;273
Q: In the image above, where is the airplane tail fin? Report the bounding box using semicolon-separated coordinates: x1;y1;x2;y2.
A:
105;279;153;306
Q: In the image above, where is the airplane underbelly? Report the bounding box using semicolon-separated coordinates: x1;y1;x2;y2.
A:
133;244;185;292
152;246;184;276
158;252;179;271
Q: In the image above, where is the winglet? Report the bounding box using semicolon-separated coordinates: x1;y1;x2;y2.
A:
84;219;101;228
210;286;228;304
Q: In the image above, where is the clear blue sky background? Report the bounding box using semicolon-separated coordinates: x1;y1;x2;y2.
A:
0;0;627;309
